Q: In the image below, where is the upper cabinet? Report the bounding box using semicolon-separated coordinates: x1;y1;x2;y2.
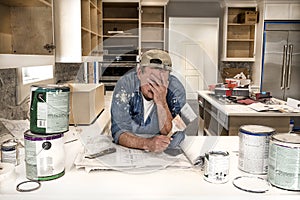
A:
81;0;103;57
222;5;257;62
140;5;166;54
102;2;139;62
0;0;54;68
54;0;102;63
264;3;300;20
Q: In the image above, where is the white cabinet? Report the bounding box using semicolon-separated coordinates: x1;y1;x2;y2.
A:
265;3;300;20
54;0;103;63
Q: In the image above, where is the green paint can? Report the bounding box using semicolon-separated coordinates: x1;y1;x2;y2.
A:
30;85;70;134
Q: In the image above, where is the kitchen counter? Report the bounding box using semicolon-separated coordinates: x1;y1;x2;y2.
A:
1;90;299;199
198;90;300;117
198;90;300;135
1;134;299;200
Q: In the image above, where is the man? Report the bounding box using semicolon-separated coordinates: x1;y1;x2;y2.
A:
110;49;186;154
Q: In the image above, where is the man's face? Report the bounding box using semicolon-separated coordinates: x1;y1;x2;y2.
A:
138;66;170;100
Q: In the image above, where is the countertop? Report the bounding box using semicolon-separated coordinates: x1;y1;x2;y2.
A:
1;102;300;200
1;135;299;200
198;90;300;117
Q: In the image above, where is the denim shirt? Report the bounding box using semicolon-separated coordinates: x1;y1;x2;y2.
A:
110;68;186;144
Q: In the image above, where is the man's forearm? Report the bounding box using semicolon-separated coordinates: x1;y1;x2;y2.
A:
156;102;173;135
118;132;149;150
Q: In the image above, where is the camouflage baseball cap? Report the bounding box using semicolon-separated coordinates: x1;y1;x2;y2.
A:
140;49;172;71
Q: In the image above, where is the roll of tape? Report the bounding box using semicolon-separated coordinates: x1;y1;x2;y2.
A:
0;163;16;181
0;162;16;189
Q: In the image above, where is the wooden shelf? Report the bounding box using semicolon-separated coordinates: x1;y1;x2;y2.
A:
141;5;165;53
103;18;139;22
103;35;139;38
142;40;164;43
227;39;254;42
81;0;103;57
142;22;164;25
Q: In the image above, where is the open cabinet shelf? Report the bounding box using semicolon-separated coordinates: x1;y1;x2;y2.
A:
81;0;103;57
141;5;165;53
100;2;139;91
222;6;257;62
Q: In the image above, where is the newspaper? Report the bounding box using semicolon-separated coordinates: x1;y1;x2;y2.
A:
74;135;192;173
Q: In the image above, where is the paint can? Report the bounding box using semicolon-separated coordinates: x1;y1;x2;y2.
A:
204;151;230;184
1;139;19;166
267;133;300;191
238;125;275;174
24;130;65;181
30;84;70;134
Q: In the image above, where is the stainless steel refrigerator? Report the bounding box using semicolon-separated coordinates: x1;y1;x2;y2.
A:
261;21;300;101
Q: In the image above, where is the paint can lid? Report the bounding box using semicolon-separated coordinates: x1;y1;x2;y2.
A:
232;176;270;193
271;133;300;144
239;125;275;136
31;84;70;92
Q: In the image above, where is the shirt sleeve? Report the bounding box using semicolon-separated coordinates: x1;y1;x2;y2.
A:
167;75;187;117
110;76;134;144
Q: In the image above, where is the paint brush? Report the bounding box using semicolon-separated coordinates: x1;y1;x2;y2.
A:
167;103;197;137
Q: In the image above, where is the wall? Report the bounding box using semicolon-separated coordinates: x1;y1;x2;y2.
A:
0;63;82;120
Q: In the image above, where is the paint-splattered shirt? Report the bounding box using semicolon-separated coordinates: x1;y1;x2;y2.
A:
110;68;186;144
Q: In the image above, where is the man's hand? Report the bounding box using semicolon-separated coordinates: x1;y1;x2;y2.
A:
144;135;171;153
148;72;169;105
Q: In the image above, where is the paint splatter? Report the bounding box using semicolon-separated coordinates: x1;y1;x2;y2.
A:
114;88;132;111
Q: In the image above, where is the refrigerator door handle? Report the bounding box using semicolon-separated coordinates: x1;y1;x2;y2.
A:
286;44;293;89
280;45;288;90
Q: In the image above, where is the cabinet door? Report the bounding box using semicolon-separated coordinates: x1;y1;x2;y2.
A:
265;4;289;20
0;1;54;55
169;17;219;99
290;4;300;20
0;0;55;68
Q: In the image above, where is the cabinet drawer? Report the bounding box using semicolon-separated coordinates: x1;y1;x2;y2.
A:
218;110;228;130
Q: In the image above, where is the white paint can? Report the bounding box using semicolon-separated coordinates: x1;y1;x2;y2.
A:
1;139;19;166
238;125;275;174
204;151;230;184
24;131;65;181
267;133;300;191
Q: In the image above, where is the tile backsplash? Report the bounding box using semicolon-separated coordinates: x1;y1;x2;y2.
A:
0;63;82;120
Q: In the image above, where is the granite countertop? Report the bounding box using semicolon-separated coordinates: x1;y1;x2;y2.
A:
0;121;9;134
0;120;13;143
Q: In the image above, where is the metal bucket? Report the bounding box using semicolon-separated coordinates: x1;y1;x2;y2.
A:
24;130;65;181
238;125;275;174
204;151;230;184
267;133;300;191
30;85;70;134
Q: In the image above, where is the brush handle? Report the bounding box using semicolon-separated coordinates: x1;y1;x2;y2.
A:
167;131;174;138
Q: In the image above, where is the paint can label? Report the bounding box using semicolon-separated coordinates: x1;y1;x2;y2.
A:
267;133;300;191
204;151;230;184
1;139;19;166
238;125;274;174
24;131;65;181
30;85;70;134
